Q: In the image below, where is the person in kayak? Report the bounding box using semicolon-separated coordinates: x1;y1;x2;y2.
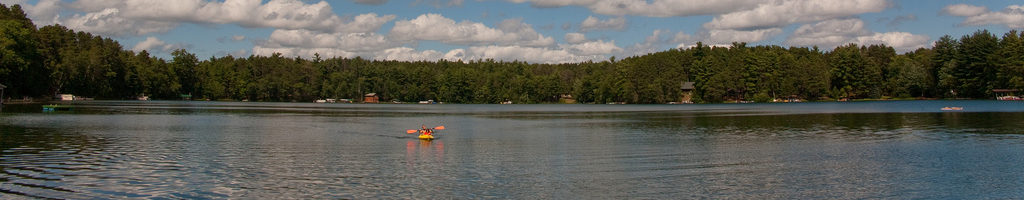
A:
419;125;434;136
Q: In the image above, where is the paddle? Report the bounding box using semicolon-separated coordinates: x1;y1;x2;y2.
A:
407;126;444;134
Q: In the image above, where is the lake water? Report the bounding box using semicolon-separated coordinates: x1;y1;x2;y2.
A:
1;100;1023;199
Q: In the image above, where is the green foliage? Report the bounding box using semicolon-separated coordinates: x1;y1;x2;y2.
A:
751;93;772;103
3;2;1024;103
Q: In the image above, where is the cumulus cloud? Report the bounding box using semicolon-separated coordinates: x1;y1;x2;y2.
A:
9;0;61;24
62;8;179;36
943;4;989;17
786;18;929;52
668;28;782;49
944;4;1024;29
21;0;396;36
579;16;626;32
508;0;761;17
468;45;603;64
389;14;555;47
378;47;466;62
704;0;889;30
704;28;784;44
132;37;187;53
253;44;607;64
262;29;396;52
560;40;622;56
252;46;359;59
565;32;587;44
242;11;623;64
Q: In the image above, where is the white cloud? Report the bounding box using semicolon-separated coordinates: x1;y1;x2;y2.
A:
388;14;554;47
704;0;889;30
132;37;185;53
263;29;396;52
945;4;1024;29
508;0;761;17
786;19;929;52
560;40;622;56
10;0;62;24
855;32;930;51
704;28;783;44
579;16;626;32
252;44;602;64
252;46;359;59
787;18;870;46
468;45;602;64
665;27;782;49
378;47;466;62
565;32;587;44
21;0;396;36
62;8;179;36
943;4;989;17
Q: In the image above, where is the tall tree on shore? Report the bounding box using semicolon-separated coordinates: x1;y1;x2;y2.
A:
954;30;1000;98
0;4;45;97
171;49;200;98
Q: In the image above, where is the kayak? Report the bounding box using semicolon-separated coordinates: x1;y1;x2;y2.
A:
43;104;72;111
418;134;435;140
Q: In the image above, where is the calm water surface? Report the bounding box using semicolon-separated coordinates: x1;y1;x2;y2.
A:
1;100;1024;199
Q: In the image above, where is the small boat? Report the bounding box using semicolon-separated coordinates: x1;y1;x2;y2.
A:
42;104;72;111
941;107;963;111
418;134;435;140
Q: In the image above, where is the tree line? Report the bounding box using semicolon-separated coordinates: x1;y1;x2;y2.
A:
3;4;1023;104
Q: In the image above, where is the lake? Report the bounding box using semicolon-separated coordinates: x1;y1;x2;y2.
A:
2;100;1023;199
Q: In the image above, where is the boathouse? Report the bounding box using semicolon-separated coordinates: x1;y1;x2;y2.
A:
993;89;1021;100
364;93;379;103
681;82;695;103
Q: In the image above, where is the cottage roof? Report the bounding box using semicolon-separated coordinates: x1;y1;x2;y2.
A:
681;82;695;90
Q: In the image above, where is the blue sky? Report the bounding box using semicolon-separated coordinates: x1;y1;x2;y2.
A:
8;0;1024;63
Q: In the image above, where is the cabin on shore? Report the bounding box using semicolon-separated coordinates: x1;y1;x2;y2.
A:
680;82;695;103
59;94;74;101
364;93;379;103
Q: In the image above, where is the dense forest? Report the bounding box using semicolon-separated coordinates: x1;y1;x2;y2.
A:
2;4;1023;104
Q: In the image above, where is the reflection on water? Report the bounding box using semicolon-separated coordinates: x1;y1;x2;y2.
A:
1;100;1024;198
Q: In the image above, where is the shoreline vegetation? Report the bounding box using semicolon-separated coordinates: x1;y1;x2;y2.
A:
3;4;1024;104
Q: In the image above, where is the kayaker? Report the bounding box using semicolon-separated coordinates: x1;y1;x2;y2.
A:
419;125;434;136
